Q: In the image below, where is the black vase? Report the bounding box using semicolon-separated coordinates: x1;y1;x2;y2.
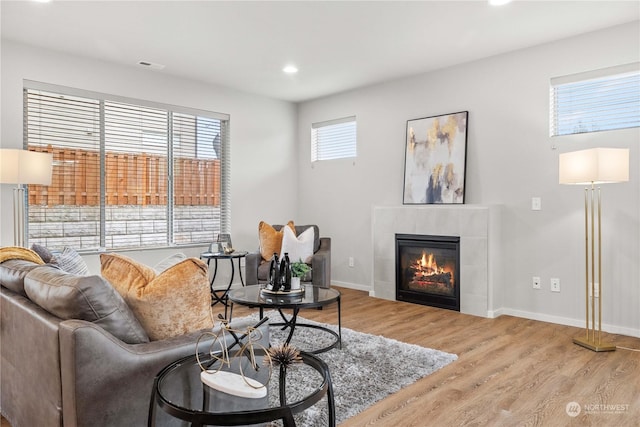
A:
269;253;281;291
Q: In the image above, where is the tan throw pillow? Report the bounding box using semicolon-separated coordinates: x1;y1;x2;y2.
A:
100;253;156;295
258;221;295;261
100;253;212;340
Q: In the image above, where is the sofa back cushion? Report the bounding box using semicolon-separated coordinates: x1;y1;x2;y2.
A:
0;259;42;296
24;265;149;344
100;253;213;340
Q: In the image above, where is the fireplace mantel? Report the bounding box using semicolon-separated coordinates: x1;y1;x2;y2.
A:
372;205;503;318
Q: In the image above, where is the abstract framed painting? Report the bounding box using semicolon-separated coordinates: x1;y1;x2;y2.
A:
403;111;468;204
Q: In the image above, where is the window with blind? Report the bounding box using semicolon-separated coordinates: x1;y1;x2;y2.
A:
550;63;640;136
24;82;230;250
311;116;357;162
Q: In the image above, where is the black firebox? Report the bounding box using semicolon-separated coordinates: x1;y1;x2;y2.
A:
395;234;460;312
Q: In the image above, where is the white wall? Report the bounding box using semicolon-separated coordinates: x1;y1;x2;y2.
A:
297;22;640;336
0;40;298;269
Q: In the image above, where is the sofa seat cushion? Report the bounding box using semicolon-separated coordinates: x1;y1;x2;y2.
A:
100;253;213;341
24;264;149;344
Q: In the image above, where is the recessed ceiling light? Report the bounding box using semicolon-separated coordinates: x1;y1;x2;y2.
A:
283;65;298;74
489;0;512;5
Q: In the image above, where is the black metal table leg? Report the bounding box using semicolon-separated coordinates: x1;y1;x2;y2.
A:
337;294;342;349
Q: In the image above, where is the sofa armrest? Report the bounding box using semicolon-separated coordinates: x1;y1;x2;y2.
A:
59;317;269;427
245;250;262;285
311;237;331;288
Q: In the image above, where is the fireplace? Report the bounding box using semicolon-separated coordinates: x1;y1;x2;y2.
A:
395;234;460;312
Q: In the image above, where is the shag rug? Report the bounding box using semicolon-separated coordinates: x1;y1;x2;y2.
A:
241;311;458;426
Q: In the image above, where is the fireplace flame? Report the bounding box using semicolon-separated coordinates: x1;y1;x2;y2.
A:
417;251;444;275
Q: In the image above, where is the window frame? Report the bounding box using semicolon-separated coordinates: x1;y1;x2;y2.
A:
23;80;230;251
549;62;640;137
311;116;357;162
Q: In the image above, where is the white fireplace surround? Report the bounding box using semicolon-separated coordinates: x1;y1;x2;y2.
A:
372;205;503;318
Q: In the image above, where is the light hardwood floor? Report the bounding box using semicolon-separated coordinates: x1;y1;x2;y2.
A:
3;286;639;426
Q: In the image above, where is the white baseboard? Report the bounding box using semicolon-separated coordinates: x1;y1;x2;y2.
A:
501;308;640;338
486;307;504;319
331;281;371;293
329;281;639;339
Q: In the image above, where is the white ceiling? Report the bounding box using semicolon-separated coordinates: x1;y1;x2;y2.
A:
2;1;639;103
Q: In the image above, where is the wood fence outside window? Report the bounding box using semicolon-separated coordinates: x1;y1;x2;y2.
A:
28;147;220;207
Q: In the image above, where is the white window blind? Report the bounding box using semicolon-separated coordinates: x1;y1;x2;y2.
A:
24;82;230;250
311;116;357;162
550;63;640;136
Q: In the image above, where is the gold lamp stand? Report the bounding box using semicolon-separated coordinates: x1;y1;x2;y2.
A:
572;183;615;352
559;148;629;353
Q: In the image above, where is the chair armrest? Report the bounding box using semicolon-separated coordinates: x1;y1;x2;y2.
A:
311;237;331;288
59;317;269;427
245;250;262;285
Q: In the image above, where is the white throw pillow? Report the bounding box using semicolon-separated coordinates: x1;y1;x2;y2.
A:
153;252;187;274
280;226;314;263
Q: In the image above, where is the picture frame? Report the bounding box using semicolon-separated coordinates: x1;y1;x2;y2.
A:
403;111;468;204
217;233;233;252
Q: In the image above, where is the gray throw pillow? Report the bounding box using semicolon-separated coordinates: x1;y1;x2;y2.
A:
24;265;149;344
53;247;90;276
30;243;54;263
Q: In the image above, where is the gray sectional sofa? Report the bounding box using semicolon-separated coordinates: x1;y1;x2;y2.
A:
0;257;269;427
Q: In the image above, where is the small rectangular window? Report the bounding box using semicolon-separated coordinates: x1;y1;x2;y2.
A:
311;116;356;161
550;63;640;136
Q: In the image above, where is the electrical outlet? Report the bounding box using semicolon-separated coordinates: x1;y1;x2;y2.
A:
532;276;541;289
531;197;542;211
589;282;600;298
348;257;354;268
550;278;560;292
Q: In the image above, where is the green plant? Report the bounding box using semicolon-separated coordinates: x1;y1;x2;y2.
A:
290;260;311;278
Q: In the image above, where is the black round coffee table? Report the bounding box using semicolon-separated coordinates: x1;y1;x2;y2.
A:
149;349;335;427
228;284;342;354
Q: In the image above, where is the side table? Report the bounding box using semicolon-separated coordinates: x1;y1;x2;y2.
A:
200;251;248;319
148;350;335;427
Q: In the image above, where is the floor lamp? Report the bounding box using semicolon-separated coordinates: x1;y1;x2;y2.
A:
559;147;629;352
0;149;53;247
